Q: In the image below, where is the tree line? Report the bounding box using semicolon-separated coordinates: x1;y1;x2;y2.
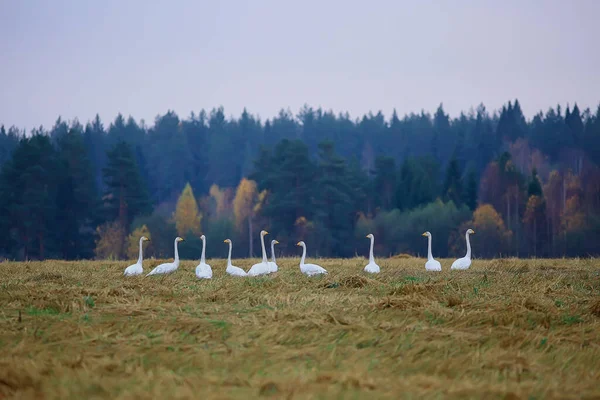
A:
1;99;599;260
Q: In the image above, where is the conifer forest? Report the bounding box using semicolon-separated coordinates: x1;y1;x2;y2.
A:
1;100;599;261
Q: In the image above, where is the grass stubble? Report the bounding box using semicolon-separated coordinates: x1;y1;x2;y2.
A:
0;257;599;399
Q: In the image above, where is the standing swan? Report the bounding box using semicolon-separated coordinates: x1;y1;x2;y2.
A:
296;241;328;276
195;234;212;279
421;231;442;271
363;234;380;274
248;230;271;276
146;237;184;276
451;229;475;270
223;239;247;277
124;236;150;276
268;239;279;273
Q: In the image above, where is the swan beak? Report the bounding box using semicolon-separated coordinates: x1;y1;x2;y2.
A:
296;242;301;246
223;240;227;243
274;240;279;244
180;238;185;241
421;232;427;236
264;231;269;235
472;230;476;234
365;235;369;238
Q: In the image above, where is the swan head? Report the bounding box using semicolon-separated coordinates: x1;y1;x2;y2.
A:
421;231;431;237
200;234;206;240
141;236;150;241
272;239;279;245
366;233;374;239
296;241;305;247
467;229;475;235
224;238;231;244
260;230;269;237
175;237;184;242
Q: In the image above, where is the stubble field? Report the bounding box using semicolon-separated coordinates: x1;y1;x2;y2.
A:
0;257;599;399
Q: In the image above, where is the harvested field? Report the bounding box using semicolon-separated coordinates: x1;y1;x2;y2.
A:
0;257;599;399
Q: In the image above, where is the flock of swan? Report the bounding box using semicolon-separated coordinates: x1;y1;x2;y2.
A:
123;229;476;278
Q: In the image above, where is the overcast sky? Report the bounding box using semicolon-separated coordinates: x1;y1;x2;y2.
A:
1;0;599;130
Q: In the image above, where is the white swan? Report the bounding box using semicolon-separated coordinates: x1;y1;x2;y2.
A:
247;230;271;277
146;237;184;276
451;229;475;270
363;234;380;274
124;236;150;276
195;234;212;279
296;241;328;276
421;231;442;271
268;239;279;273
223;239;247;277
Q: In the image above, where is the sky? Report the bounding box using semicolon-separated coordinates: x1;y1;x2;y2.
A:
1;0;599;131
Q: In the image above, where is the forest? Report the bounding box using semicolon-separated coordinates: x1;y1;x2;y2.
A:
0;99;599;261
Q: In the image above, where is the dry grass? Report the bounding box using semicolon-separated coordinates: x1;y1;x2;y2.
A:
0;256;599;399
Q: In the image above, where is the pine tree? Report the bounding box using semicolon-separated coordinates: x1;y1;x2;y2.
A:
102;141;152;229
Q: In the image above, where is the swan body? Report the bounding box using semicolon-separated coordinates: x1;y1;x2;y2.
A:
296;241;328;276
363;234;380;274
421;231;441;271
267;239;279;273
224;239;247;277
124;236;150;276
146;237;184;276
248;230;271;276
195;235;212;279
451;229;475;270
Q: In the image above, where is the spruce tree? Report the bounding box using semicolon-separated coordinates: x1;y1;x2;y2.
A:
464;169;478;211
102;141;152;229
527;168;543;197
443;157;463;206
313;141;355;256
0;134;60;259
55;123;99;259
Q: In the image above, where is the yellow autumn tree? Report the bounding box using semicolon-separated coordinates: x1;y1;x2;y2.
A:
126;224;152;259
468;204;513;258
233;178;267;256
209;184;228;217
94;221;127;260
174;183;202;236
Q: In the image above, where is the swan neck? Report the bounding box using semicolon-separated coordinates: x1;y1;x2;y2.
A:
271;242;276;263
227;242;232;266
260;234;267;263
300;244;306;265
368;236;375;263
465;232;471;258
174;239;180;265
201;237;206;264
427;235;433;261
137;237;144;264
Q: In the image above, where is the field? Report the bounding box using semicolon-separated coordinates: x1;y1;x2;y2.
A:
1;257;599;399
